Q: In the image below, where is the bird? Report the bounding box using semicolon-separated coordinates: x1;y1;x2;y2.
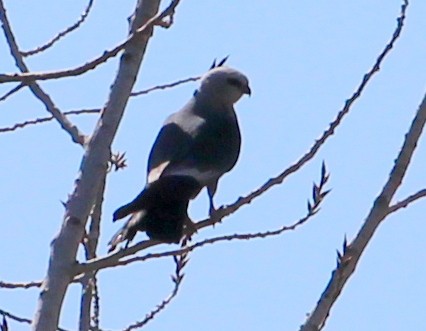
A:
108;58;251;251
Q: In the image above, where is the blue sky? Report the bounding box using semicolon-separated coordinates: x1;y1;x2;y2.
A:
1;0;425;330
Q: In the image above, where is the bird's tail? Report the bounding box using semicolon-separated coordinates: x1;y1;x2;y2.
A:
109;176;202;251
108;210;147;252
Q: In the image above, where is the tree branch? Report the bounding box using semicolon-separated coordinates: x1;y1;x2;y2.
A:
31;1;181;330
0;83;23;102
0;0;180;84
130;75;200;96
388;188;426;214
123;249;188;331
0;109;99;134
300;91;425;330
79;173;105;331
77;164;329;274
0;1;86;145
20;0;95;57
0;309;69;331
201;0;408;230
0;280;42;289
0;74;198;134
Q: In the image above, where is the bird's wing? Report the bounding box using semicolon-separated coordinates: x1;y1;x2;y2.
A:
147;101;241;189
146;105;205;184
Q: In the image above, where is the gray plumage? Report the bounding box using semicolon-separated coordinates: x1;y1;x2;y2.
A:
109;62;251;251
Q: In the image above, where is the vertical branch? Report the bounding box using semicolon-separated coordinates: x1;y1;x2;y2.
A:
78;173;105;331
300;91;426;331
0;0;86;145
31;1;165;330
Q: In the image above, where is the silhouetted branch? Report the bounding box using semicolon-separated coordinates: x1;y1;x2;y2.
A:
388;188;426;214
0;280;42;289
0;83;23;102
0;0;86;145
0;309;69;331
123;249;189;331
131;75;200;96
77;0;405;276
79;173;105;331
0;0;180;84
0;109;99;133
202;0;409;230
0;75;199;135
300;92;424;330
32;1;180;329
78;164;330;274
20;0;94;57
91;277;100;331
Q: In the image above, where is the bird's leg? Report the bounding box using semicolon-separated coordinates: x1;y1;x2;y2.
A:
207;181;218;216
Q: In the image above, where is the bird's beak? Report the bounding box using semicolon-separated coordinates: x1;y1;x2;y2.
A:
243;84;252;97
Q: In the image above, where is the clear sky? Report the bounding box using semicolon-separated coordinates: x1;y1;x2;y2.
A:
1;0;425;330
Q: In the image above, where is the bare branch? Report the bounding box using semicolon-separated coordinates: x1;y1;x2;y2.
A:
201;0;408;231
79;174;105;331
32;1;181;330
300;91;425;330
130;76;200;97
0;109;99;134
0;74;198;135
0;280;42;289
78;165;330;274
0;0;181;84
91;277;100;331
388;188;426;214
0;309;31;327
20;0;95;57
0;1;86;145
123;248;189;331
0;83;23;102
80;205;316;273
0;309;69;331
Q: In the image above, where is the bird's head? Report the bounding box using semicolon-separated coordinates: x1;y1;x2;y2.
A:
197;66;251;105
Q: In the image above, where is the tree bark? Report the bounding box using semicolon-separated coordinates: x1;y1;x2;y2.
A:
31;1;161;330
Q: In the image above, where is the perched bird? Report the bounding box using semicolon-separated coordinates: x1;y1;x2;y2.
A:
109;59;251;251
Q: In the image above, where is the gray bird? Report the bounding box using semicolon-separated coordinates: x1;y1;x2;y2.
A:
109;60;251;251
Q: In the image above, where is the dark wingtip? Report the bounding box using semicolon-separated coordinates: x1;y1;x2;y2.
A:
209;58;217;70
217;55;229;67
209;56;229;70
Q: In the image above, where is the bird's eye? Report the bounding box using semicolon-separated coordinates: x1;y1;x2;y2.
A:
227;77;242;88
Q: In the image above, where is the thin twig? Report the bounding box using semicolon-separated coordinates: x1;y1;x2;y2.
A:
0;73;201;134
78;164;330;274
0;280;42;289
0;309;69;331
0;83;23;102
123;249;189;331
20;0;95;57
0;109;99;133
388;188;426;214
79;173;105;331
300;94;425;330
0;75;198;134
91;276;100;330
130;76;200;96
0;0;181;84
78;0;403;274
199;0;409;231
0;0;86;145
